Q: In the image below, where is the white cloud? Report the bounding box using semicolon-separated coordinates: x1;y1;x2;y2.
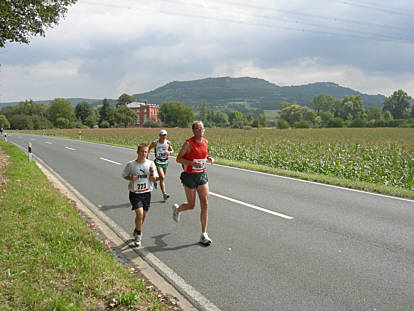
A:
1;0;413;102
213;59;414;96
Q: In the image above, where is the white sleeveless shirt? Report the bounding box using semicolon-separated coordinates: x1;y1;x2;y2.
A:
154;140;169;164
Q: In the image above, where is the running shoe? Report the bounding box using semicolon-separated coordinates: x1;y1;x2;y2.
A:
135;235;141;247
172;204;180;222
163;193;170;201
133;230;142;247
200;232;212;246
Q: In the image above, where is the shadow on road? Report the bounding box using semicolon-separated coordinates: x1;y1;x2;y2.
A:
144;233;202;252
99;203;130;211
100;199;167;211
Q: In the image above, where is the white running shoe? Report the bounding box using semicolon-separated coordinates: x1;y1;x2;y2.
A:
172;204;180;222
133;230;142;247
163;193;170;201
200;232;212;246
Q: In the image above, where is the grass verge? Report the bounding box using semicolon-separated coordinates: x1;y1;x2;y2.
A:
0;140;176;310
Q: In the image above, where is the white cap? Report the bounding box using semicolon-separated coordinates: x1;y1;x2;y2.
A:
160;129;168;135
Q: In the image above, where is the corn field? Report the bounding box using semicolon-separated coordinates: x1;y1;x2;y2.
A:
35;127;414;190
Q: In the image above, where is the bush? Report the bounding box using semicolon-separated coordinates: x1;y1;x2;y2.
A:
373;119;405;127
293;120;310;128
100;120;110;128
55;117;70;129
349;118;367;128
326;118;344;128
276;119;290;129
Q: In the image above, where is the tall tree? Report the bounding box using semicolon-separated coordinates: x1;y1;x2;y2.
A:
228;110;244;125
159;102;194;128
117;93;135;107
114;106;137;127
255;114;267;128
279;104;315;126
310;94;338;114
1;0;77;47
0;114;10;129
9;114;33;129
84;110;98;128
382;89;411;119
213;112;229;127
367;106;382;121
75;101;92;123
332;95;365;120
99;99;114;126
47;98;75;127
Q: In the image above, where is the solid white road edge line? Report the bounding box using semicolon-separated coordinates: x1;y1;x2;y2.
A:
33;154;220;311
100;157;122;165
210;191;294;220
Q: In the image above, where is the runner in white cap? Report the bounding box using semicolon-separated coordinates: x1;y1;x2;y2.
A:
148;129;174;201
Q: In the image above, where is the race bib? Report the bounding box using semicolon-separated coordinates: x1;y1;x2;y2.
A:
133;180;149;193
156;151;167;160
192;158;207;172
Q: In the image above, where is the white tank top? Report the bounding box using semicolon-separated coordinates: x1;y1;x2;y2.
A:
155;140;169;164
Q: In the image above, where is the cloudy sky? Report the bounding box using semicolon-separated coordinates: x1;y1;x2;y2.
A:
1;0;414;103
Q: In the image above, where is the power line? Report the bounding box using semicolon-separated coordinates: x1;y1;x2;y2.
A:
161;0;413;42
326;0;414;17
83;0;414;45
186;0;414;32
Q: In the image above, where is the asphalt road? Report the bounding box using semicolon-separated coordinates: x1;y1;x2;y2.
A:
7;133;414;311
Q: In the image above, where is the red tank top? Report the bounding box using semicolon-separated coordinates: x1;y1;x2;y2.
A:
182;137;209;174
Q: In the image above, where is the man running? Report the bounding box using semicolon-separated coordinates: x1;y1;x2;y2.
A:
172;121;215;246
122;143;158;247
149;129;174;201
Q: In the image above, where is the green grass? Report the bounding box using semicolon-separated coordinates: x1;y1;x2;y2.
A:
0;140;173;310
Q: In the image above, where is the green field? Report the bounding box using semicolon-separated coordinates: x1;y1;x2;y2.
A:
23;127;414;197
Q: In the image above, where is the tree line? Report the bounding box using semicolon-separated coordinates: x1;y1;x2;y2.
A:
275;89;413;129
0;96;140;130
0;90;413;130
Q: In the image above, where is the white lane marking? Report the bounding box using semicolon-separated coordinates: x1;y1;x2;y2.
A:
100;157;122;165
210;191;294;220
45;141;52;144
65;147;76;151
211;163;414;203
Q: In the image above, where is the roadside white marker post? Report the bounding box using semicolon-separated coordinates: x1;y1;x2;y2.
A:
78;129;82;140
28;142;32;162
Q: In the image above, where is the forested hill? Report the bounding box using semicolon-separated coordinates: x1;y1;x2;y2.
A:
133;77;385;109
1;77;387;110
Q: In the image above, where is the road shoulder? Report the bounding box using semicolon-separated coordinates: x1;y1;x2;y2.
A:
35;158;197;311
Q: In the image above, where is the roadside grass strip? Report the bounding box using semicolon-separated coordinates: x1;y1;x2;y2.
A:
0;141;174;311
